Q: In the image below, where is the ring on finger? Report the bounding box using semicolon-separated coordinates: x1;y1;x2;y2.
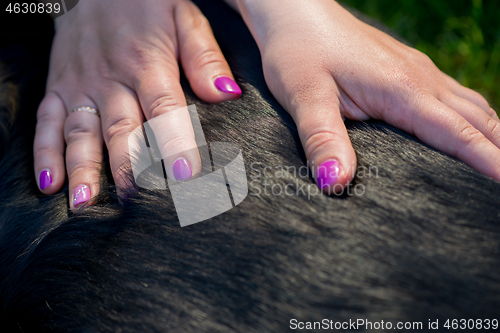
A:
70;106;100;117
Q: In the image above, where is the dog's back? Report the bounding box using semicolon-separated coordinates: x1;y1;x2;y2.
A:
0;1;499;332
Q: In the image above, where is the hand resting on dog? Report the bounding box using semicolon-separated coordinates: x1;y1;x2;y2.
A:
33;0;500;209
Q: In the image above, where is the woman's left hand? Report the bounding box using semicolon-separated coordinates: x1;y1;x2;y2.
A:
228;0;500;192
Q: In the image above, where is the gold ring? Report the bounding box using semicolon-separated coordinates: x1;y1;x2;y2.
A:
71;106;100;117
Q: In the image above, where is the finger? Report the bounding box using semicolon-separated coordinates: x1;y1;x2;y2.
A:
34;92;66;194
282;72;357;193
492;108;500;122
441;73;492;115
134;65;201;181
440;93;500;149
175;1;242;102
406;96;500;181
100;84;145;197
64;97;103;209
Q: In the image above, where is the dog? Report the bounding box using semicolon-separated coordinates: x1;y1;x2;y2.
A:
1;1;499;332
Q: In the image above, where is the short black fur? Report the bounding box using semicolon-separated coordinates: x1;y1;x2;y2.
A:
0;1;499;332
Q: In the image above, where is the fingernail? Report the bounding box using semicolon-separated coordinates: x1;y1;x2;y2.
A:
39;169;52;190
173;158;192;181
73;185;90;207
214;77;242;94
316;160;340;189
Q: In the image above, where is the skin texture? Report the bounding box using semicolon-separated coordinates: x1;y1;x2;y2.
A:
226;0;500;192
33;0;241;208
2;10;500;327
35;0;500;205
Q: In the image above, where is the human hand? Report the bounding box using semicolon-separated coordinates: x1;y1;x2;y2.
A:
34;0;242;208
228;0;499;192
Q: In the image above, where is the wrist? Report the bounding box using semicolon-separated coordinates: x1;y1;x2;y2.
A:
222;0;281;47
225;0;354;47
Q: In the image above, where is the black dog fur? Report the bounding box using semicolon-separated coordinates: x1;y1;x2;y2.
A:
0;1;499;332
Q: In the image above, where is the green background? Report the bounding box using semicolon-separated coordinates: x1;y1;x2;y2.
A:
341;0;500;113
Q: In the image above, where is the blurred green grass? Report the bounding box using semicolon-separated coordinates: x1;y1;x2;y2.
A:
341;0;500;113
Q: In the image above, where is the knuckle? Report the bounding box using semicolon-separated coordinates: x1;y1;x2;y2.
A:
468;88;484;101
391;71;418;92
36;112;60;130
37;105;59;123
470;89;491;111
95;61;114;83
391;74;430;111
418;52;434;66
160;134;191;156
68;161;101;179
457;124;484;150
116;41;164;73
407;47;436;68
192;49;225;70
106;117;137;141
304;131;344;158
149;95;183;119
491;108;499;120
487;107;496;118
65;122;98;143
177;1;209;28
485;118;500;141
189;11;210;29
129;43;156;68
34;146;55;160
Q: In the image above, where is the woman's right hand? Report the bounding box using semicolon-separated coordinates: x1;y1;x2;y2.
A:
34;0;242;208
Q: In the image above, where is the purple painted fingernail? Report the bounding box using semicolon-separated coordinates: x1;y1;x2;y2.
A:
39;169;52;190
316;160;340;189
214;77;242;94
173;158;193;181
73;185;90;207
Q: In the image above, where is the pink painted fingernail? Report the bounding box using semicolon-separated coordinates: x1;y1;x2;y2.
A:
214;77;242;94
316;160;340;189
39;169;52;190
173;158;192;181
73;185;90;207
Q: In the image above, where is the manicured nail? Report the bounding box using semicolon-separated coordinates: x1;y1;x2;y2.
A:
73;185;90;207
39;169;52;190
214;77;242;94
316;160;340;189
173;158;192;181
